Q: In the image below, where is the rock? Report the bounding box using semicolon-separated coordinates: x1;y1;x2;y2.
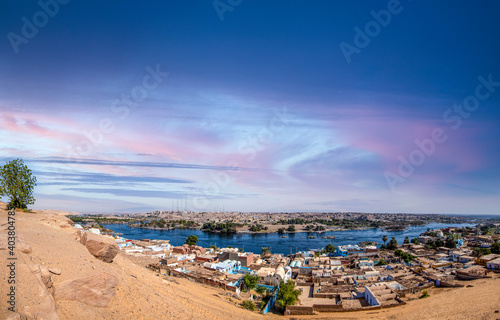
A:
72;229;82;242
54;272;119;307
79;231;87;245
18;264;59;320
5;313;22;320
59;224;71;228
49;267;61;275
24;299;60;320
29;264;53;292
84;232;119;263
16;238;32;254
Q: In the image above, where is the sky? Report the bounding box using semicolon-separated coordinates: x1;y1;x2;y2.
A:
1;1;499;214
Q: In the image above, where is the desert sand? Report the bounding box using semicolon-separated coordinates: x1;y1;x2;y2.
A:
1;203;498;319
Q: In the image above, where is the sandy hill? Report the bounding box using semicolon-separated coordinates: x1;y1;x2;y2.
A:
1;205;499;320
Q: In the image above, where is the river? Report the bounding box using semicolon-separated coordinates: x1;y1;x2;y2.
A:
103;222;475;255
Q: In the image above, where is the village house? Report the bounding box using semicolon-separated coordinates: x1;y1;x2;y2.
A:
486;257;500;270
476;254;500;266
458;255;475;264
364;283;401;307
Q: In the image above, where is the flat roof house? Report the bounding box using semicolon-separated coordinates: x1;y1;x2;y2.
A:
486;258;500;270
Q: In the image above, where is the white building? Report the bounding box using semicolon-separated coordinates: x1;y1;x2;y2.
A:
486;258;500;270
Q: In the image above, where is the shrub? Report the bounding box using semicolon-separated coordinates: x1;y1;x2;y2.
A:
419;289;429;299
241;300;255;311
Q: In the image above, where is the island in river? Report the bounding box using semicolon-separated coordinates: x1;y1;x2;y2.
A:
69;210;480;235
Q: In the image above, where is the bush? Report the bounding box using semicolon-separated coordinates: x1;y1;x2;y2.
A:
241;300;255;311
419;289;429;299
255;286;266;295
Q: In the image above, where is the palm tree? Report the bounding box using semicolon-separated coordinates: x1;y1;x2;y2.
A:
261;247;271;256
404;236;410;244
382;235;388;246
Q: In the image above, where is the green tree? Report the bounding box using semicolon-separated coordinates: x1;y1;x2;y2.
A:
435;238;444;248
277;228;285;234
376;259;388;266
242;273;259;291
472;247;491;257
0;159;37;210
325;244;336;254
404;236;410;244
287;225;296;232
185;235;198;246
387;237;398;250
445;237;456;249
491;242;500;254
382;235;388;246
276;280;301;312
255;285;266;295
411;238;418;244
261;247;271;256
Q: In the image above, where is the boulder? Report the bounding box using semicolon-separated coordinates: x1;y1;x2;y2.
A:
72;229;83;242
79;231;87;245
16;238;32;254
29;264;53;294
54;272;119;307
49;267;61;275
84;232;119;263
17;264;59;320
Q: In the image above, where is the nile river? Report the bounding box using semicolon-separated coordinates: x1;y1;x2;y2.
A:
103;222;474;255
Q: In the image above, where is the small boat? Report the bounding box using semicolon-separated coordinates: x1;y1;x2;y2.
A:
280;235;288;238
307;236;316;239
322;236;335;239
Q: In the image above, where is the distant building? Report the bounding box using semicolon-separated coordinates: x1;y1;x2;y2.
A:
478;254;500;266
458;255;474;263
217;251;254;267
486;258;500;270
335;245;364;257
364;283;398;307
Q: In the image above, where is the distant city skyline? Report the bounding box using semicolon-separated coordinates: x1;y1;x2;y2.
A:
1;1;499;214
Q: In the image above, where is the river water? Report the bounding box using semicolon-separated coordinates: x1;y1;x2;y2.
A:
103;222;475;255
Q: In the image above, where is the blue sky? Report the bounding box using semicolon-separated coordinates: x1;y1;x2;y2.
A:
1;1;499;214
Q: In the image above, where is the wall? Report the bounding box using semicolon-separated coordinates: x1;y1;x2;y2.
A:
285;306;314;315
